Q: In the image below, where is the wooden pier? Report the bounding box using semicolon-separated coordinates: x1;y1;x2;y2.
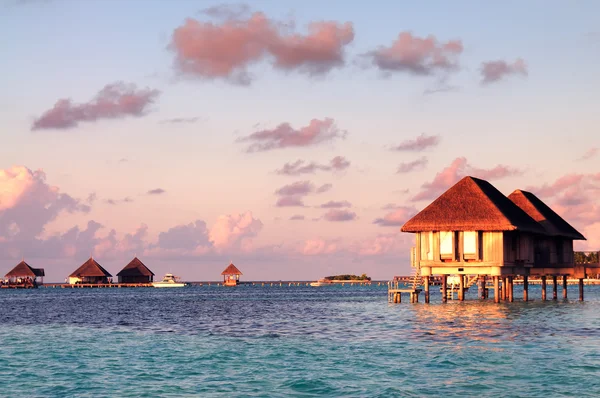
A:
42;283;153;288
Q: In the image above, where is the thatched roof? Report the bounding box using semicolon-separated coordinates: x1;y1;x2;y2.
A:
508;190;586;240
116;257;155;277
5;261;45;278
221;263;242;275
69;257;112;278
402;176;547;234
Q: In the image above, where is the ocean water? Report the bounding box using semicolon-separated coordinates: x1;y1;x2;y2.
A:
1;284;600;397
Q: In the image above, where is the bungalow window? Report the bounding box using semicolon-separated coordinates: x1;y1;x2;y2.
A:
421;231;433;261
463;231;479;260
440;231;454;260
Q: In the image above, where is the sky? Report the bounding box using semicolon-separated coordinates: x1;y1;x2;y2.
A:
0;0;599;282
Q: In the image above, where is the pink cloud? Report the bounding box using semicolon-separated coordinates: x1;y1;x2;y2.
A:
302;238;338;255
276;155;350;176
323;209;356;222
366;32;463;76
529;174;585;198
320;200;351;208
170;12;354;84
480;58;528;85
268;21;354;75
289;214;305;221
239;118;345;152
275;196;305;207
397;157;428;173
412;157;523;201
32;82;160;130
209;211;263;251
0;166;90;241
392;134;440;151
373;206;418;226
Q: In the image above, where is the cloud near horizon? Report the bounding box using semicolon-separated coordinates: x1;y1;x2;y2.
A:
480;58;528;85
276;156;350;176
0;166;90;243
239;118;345;152
365;32;463;76
170;11;354;84
32;82;160;130
412;157;524;201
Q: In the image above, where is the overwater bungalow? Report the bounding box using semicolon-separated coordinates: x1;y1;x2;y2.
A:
68;257;112;284
222;262;242;286
116;257;154;284
399;176;595;303
2;260;45;288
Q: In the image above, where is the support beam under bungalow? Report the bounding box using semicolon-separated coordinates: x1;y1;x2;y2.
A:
541;276;547;301
552;275;558;300
523;275;528;302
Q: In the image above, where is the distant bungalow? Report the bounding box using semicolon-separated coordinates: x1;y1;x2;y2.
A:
68;257;112;285
116;257;154;284
222;262;242;286
400;176;591;303
2;260;45;288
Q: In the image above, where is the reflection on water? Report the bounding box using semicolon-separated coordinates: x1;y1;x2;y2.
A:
1;285;600;397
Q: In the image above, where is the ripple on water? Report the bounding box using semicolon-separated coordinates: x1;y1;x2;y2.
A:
2;285;600;397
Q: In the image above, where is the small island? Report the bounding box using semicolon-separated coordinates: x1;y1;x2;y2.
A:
323;274;371;281
310;274;371;286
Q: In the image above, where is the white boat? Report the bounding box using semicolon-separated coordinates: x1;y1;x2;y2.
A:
310;279;332;287
152;273;186;288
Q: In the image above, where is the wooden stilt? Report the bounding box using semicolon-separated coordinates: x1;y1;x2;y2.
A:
541;276;547;301
458;274;465;301
579;278;584;301
508;276;514;302
494;276;499;303
424;276;430;304
503;277;508;301
552;275;557;300
523;275;528;302
442;275;447;303
562;275;568;299
479;276;486;300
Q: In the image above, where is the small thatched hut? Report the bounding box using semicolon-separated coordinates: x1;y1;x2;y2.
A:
68;257;112;284
3;260;45;287
116;257;154;283
221;262;242;286
508;189;586;267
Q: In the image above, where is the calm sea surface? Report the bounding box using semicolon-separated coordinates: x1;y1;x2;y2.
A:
2;284;600;397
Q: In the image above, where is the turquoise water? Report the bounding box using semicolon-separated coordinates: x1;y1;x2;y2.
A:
1;285;600;397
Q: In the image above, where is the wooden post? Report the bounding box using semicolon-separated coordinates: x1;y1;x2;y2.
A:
508;276;514;302
503;277;508;301
541;276;547;301
458;274;465;301
494;276;499;303
424;276;430;304
552;275;557;300
579;278;584;301
562;275;568;299
479;276;486;300
442;275;447;303
523;275;528;302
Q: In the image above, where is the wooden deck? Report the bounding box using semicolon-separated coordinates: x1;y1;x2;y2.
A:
43;283;153;288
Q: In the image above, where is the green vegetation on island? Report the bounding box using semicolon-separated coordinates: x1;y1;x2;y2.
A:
324;274;371;281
